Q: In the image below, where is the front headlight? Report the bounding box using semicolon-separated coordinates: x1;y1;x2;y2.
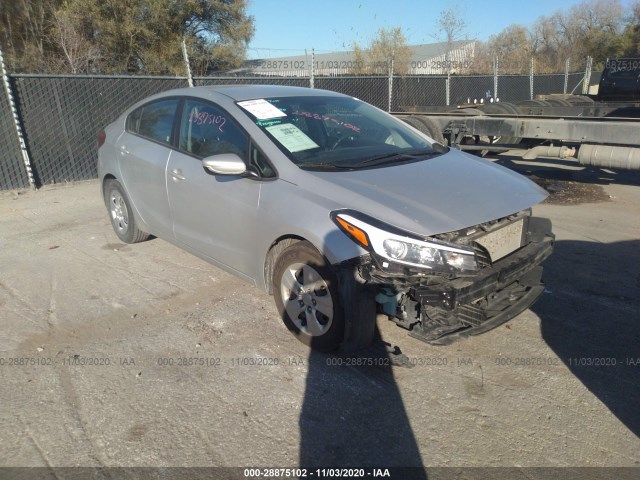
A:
332;211;477;272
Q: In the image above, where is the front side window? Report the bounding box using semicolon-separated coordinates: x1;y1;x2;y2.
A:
179;99;249;160
127;99;179;145
237;96;442;170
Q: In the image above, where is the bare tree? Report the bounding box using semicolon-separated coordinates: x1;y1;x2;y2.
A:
49;8;98;73
434;4;469;73
351;27;412;75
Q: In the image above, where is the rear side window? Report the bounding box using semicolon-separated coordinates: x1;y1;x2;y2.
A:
126;99;179;145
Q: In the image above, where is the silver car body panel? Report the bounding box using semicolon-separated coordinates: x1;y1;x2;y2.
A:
97;85;548;293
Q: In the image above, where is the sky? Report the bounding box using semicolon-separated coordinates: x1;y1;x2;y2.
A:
246;0;633;59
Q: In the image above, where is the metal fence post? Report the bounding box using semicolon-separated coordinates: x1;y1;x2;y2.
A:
388;57;394;112
530;57;534;100
564;58;570;94
310;49;315;89
582;56;593;95
181;39;194;87
0;46;35;189
446;72;450;106
493;55;499;101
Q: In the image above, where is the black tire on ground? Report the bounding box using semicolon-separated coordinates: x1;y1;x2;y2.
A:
272;241;344;351
103;179;149;244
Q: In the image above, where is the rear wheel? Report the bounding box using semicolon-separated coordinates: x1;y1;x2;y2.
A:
104;179;149;244
272;241;344;351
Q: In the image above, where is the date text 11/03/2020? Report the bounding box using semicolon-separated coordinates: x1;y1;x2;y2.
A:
258;60;474;70
243;468;392;478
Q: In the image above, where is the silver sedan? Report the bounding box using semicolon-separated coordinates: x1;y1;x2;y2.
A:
97;85;553;351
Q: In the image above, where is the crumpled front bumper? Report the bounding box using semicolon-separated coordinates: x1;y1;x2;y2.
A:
409;235;553;344
367;214;554;345
336;215;554;349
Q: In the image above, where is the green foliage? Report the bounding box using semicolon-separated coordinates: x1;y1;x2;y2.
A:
0;0;254;74
621;1;640;57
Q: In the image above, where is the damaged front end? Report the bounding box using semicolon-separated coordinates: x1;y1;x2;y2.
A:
333;209;554;346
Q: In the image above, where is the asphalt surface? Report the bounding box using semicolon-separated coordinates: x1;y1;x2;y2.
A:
0;158;639;477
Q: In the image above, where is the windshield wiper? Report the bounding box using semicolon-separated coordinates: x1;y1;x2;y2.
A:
298;162;355;170
354;146;447;168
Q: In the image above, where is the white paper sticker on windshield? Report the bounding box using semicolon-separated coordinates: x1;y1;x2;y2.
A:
266;123;319;152
237;99;287;120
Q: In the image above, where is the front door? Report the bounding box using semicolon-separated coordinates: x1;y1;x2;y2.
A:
166;98;261;281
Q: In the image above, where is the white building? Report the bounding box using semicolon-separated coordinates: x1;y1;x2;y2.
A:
239;41;476;76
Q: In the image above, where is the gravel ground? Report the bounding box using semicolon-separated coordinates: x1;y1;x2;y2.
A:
0;159;638;478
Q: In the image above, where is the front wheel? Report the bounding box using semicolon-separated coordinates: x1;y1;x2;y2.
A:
104;179;149;244
272;241;344;351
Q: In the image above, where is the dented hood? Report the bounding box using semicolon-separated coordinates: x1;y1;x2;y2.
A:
297;149;548;237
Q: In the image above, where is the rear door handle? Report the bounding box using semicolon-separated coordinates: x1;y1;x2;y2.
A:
170;169;185;181
119;145;129;155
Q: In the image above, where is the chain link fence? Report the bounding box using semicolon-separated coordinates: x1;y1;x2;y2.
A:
0;79;29;189
10;75;188;186
0;57;602;190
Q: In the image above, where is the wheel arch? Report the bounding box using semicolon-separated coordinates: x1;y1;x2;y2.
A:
101;174;117;206
263;235;306;295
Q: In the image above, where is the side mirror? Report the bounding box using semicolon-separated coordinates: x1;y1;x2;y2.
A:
202;153;247;175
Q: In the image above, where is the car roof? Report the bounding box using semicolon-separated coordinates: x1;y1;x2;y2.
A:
162;84;349;102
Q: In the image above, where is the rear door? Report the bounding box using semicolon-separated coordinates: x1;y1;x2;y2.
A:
166;98;261;281
116;98;180;238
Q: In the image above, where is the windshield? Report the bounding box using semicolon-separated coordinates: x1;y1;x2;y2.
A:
237;96;445;170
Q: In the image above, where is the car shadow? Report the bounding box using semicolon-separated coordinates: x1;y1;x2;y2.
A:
299;333;427;479
534;239;640;437
295;232;427;477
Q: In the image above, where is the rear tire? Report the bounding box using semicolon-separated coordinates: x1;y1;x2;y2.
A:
104;179;149;244
272;241;344;351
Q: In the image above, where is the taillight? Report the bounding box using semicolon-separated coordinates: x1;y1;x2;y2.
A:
97;130;106;148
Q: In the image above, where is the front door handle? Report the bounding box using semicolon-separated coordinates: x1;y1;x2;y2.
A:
119;145;129;155
170;169;185;181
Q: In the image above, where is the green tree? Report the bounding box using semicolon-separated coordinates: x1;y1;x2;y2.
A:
621;1;640;56
0;0;61;71
87;0;254;74
0;0;254;74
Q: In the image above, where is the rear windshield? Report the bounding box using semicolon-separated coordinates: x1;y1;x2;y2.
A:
237;96;442;170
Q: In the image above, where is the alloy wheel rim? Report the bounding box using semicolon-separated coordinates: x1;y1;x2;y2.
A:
280;263;333;337
109;191;129;234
